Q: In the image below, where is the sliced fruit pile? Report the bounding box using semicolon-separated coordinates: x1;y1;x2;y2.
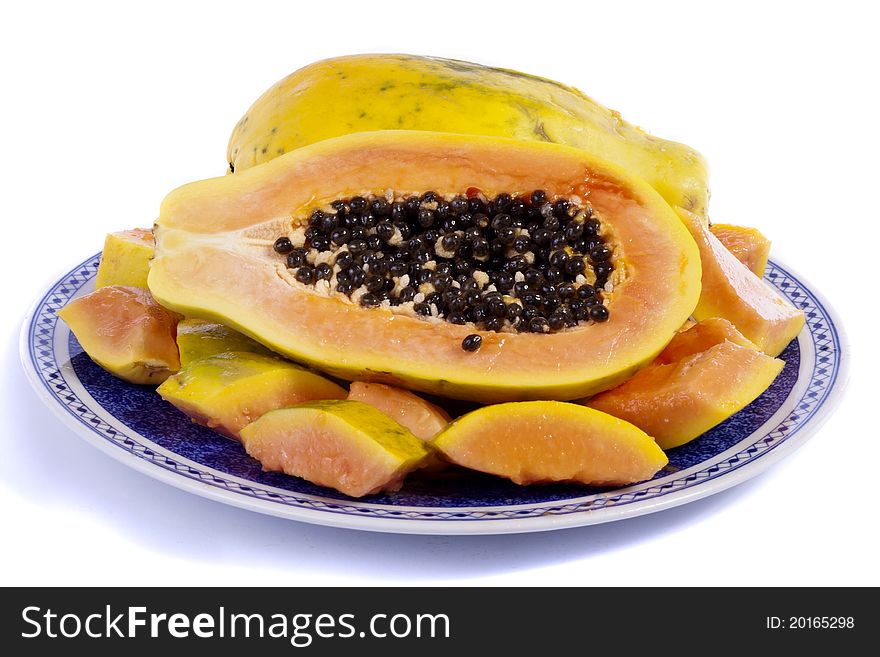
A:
59;54;805;498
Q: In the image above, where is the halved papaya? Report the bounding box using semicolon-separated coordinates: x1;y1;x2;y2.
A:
710;223;771;277
156;351;346;439
240;400;431;497
58;285;180;384
149;131;701;402
585;318;784;449
678;208;803;356
431;401;667;486
95;228;154;289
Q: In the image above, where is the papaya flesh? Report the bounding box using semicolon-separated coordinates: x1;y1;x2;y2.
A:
94;228;154;289
239;400;431;497
678;208;804;356
585;318;784;449
149;131;702;403
431;401;668;486
227;54;710;220
710;223;771;277
57;285;180;385
156;351;346;439
347;381;451;441
176;318;273;367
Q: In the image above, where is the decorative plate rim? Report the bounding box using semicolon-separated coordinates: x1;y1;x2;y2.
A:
20;254;849;535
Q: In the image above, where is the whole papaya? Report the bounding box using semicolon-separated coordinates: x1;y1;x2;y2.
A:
227;54;710;218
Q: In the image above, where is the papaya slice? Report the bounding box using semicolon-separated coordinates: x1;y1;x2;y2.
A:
431;401;667;486
95;228;154;289
239;400;431;497
585;318;784;449
149;131;702;402
710;223;771;277
157;352;346;439
678;208;804;356
227;54;710;220
176;318;273;367
347;381;451;441
58;285;180;385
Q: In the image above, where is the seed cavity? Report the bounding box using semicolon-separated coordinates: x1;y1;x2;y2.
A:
275;190;614;335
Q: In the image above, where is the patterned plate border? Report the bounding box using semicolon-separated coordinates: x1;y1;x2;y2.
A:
21;254;848;534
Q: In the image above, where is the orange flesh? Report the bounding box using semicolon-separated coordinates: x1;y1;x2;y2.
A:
678;208;804;356
150;132;701;402
347;382;451;440
586;320;784;449
710;223;771;276
433;402;667;486
58;286;180;384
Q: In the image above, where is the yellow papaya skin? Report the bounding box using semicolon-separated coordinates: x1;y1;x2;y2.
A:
227;54;710;219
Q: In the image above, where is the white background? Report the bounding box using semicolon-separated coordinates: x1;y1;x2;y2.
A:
1;1;877;586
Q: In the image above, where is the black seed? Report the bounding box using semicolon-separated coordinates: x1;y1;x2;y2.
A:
295;266;315;284
376;221;395;242
457;213;473;229
509;198;527;217
369;258;388;275
447;312;466;325
564;221;584;241
350;226;368;241
360;293;379;307
531;189;547;205
308;210;326;227
396;222;413;240
487;298;507;317
417;268;433;285
521;305;540;321
472;213;490;229
366;235;382;251
595;262;613;279
549;250;569;268
448;294;467;312
586;294;604;306
583;218;600;236
577;284;596;299
522;269;541;286
494;193;512;212
348;268;365;287
455;259;475;276
545;267;563;283
549;233;567;250
539;281;557;298
590;245;612;262
471;238;490;258
273;236;293;254
558;282;576;299
441;233;461;253
348;239;368;255
504;255;527;272
589;305;609;322
461;334;482;352
484;317;504;332
335;251;353;269
450;196;468;214
404;197;421;217
414;301;432;316
506;303;523;321
528;316;549;333
335;271;351;286
565;258;586;276
286;249;307;268
495;271;514;292
391;202;406;222
434;262;453;276
321;214;338;233
552;199;570;218
311;235;330;251
467;197;485;214
548;313;566;331
426;292;442;307
512;236;531;253
433;274;452;291
465;289;482;306
532;228;552;246
418;208;435;228
398;286;416;302
522;292;543;307
360;212;378;228
442;217;459;233
349;196;367;213
304;226;321;241
421;191;439;204
435;201;452;220
513;281;530;296
314;263;332;281
336;282;353;295
370;197;389;216
330;227;351;245
364;274;385;292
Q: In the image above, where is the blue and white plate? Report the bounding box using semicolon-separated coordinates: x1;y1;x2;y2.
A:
21;255;847;534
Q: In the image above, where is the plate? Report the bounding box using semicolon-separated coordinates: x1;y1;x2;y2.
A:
21;254;847;534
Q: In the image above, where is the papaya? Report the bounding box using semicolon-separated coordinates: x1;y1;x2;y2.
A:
431;401;667;486
585;318;784;449
239;400;431;497
347;382;451;441
156;351;346;439
149;131;702;403
710;224;771;277
677;208;804;356
95;228;154;289
227;54;710;220
176;318;273;367
58;285;180;384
